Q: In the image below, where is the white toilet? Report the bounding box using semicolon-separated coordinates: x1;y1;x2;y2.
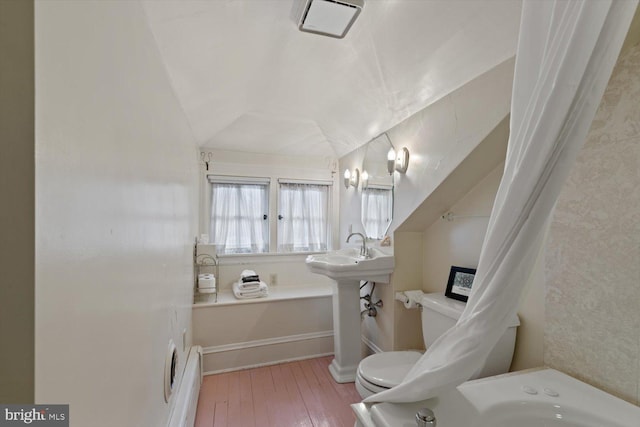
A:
355;292;520;399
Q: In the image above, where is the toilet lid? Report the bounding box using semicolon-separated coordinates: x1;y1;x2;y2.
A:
358;351;423;389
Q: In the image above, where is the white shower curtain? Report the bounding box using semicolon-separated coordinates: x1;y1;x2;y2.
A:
366;0;638;404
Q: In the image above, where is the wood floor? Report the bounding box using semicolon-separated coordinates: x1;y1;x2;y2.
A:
195;356;362;427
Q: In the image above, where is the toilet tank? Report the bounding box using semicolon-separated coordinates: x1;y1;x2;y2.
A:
420;293;520;378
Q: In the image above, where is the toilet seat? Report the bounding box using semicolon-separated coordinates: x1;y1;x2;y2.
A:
356;370;389;394
357;351;422;390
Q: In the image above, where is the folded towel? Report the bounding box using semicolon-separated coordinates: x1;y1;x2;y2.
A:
241;270;257;278
240;269;260;283
236;280;261;291
233;281;268;299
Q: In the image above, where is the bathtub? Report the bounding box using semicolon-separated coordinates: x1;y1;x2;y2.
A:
352;368;640;427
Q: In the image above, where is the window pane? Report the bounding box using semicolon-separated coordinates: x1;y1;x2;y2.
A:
361;187;392;239
210;182;269;254
278;183;330;252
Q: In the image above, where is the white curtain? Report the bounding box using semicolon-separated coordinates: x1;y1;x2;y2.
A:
278;183;330;252
210;183;269;254
361;187;392;239
366;0;638;404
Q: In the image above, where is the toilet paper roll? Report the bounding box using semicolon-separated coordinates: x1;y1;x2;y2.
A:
198;286;216;294
198;276;216;289
198;273;214;279
402;290;425;309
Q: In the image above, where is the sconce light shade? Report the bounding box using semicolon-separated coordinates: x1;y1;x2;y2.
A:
361;170;369;189
387;148;396;175
395;147;410;173
387;147;410;174
343;169;351;189
350;168;360;188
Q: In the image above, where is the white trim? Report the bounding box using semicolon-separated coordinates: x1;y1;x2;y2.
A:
207;175;270;185
278;178;334;186
364;184;393;190
202;330;334;355
361;335;383;354
167;346;202;427
201;153;340;254
216;251;325;264
202;352;334;377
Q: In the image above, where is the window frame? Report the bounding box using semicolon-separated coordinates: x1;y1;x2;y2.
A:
202;170;338;257
276;178;334;253
207;175;271;255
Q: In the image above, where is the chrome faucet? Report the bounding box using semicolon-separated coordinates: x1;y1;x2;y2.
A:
346;232;369;258
415;408;436;427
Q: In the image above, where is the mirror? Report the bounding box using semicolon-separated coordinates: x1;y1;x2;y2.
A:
361;133;394;239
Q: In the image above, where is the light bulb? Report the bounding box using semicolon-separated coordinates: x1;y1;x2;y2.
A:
361;170;369;189
387;148;396;175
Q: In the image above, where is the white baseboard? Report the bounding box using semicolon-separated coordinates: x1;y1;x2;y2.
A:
201;330;334;375
203;352;334;376
361;335;383;354
202;330;333;355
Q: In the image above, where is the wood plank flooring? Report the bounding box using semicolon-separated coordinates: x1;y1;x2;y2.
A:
195;356;361;427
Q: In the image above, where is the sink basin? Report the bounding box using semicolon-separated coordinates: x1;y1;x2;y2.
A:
306;247;394;282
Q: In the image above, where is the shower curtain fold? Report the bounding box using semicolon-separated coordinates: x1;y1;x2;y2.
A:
364;0;638;404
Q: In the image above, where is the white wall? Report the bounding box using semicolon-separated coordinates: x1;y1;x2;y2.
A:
199;149;339;252
0;0;34;403
339;59;514;352
339;58;514;247
388;58;513;235
35;2;198;426
545;41;640;405
422;165;504;293
193;296;333;374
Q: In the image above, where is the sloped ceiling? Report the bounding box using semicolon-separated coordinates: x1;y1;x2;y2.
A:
143;0;521;158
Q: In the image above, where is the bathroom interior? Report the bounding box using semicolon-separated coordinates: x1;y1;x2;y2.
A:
1;0;640;426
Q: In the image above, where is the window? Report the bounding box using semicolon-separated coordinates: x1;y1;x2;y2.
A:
361;186;392;239
208;176;269;254
277;180;332;253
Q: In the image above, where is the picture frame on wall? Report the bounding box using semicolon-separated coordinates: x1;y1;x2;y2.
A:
445;266;477;303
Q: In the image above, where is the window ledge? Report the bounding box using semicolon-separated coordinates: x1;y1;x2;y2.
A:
197;248;328;265
193;284;332;308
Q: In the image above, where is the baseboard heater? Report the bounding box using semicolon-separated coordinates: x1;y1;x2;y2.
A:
168;346;202;427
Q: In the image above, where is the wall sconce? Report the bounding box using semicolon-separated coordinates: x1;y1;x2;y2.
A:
387;147;410;174
343;168;360;188
361;170;369;189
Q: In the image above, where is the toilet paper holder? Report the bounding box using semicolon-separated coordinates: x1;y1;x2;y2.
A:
395;290;424;309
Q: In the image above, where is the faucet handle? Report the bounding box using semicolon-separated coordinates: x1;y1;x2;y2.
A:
416;408;436;427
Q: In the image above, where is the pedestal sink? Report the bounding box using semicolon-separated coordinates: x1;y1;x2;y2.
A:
306;247;394;383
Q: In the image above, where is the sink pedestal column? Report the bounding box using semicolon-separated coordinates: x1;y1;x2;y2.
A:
328;279;362;383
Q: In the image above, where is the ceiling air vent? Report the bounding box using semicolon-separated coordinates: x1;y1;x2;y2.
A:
292;0;364;39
